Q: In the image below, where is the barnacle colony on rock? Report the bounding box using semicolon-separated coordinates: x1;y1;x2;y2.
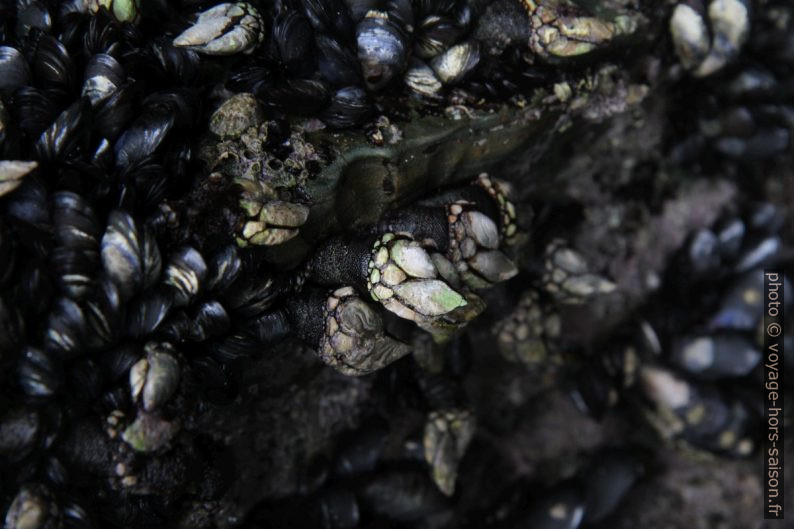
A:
0;0;792;528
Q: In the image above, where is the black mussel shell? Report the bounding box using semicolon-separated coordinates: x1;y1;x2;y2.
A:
35;98;91;162
272;11;317;77
93;83;136;143
51;191;101;299
5;177;50;240
82;53;125;106
66;358;104;403
52;192;100;253
387;0;415;30
0;222;16;286
121;160;170;210
189;355;238;403
16;1;52;40
0;405;41;462
163;246;207;308
101;209;161;300
268;78;330;116
208;332;261;363
358;469;449;521
114;106;175;169
316;35;361;87
222;273;289;319
332;420;389;477
100;344;140;383
33;34;75;91
81;8;126;56
583;450;643;522
128;38;200;86
300;0;355;40
321;86;371;129
515;482;586;529
83;275;123;350
356;14;408;91
127;290;173;338
414;15;462;59
13;86;61;140
430;39;480;85
152;40;201;82
0;294;25;353
227;66;273;97
44;297;86;359
206;245;243;294
237;310;291;346
0;46;32;96
346;0;383;22
188;300;231;341
17;347;62;398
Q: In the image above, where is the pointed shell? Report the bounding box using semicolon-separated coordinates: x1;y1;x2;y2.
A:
468;251;518;283
561;273;616;298
669;3;709;71
694;0;749;77
0;161;37;197
392;279;467;316
461;210;499;249
389;240;436;279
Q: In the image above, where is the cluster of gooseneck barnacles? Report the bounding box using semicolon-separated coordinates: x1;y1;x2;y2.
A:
281;173;519;376
0;0;792;528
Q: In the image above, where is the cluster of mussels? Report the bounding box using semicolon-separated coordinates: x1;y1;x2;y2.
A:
0;0;792;528
571;203;789;455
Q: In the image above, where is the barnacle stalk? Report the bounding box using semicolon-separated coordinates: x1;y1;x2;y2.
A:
308;233;469;326
287;286;411;375
378;176;519;290
474;174;518;245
